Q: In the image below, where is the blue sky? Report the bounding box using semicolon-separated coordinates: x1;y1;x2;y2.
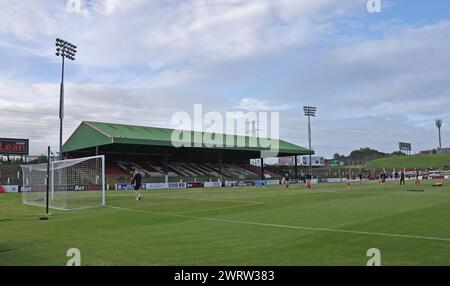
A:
0;0;449;157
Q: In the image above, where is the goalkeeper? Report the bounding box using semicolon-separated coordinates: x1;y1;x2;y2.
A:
131;169;142;201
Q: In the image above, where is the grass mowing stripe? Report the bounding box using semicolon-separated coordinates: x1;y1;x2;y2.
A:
108;193;264;204
108;205;450;243
176;202;264;215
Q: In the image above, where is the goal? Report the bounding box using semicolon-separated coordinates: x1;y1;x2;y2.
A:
21;155;105;210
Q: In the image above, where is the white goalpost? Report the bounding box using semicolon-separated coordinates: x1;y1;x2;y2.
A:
21;155;106;210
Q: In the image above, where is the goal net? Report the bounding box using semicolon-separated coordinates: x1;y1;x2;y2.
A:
21;155;105;210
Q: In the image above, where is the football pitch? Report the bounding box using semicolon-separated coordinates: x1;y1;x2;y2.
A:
2;180;450;266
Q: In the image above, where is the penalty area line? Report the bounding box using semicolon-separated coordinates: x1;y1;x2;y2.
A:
107;205;450;242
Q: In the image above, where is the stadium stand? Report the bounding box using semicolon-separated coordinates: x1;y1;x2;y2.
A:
61;121;313;185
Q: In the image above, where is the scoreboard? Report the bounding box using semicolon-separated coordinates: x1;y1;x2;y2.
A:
398;142;412;154
0;138;29;155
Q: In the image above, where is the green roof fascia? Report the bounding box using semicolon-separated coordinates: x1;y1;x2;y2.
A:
111;137;312;155
65;121;313;156
62;122;112;152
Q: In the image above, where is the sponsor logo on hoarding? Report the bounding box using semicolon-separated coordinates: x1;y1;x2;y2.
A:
169;182;187;189
0;138;29;155
0;185;19;193
265;180;280;186
54;185;100;191
187;182;204;188
204;181;221;188
145;183;168;190
116;183;146;190
254;180;266;186
240;181;255;186
225;181;238;187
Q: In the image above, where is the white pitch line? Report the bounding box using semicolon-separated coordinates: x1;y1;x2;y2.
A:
108;205;450;242
176;202;263;215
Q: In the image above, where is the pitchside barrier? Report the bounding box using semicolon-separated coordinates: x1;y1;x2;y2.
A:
187;182;204;188
6;175;448;195
115;182;188;190
114;179;286;190
204;181;222;188
112;178;332;190
265;179;281;185
0;185;19;193
225;181;238;187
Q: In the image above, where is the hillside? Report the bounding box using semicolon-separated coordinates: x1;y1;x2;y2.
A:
368;153;450;170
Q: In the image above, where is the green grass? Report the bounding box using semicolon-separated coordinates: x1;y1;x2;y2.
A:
369;153;450;170
2;180;450;266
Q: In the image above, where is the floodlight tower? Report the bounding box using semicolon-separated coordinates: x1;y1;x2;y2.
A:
436;119;443;150
55;38;77;159
303;106;316;179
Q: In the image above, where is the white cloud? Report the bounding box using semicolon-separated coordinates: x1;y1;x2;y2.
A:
0;1;449;157
0;0;361;67
238;97;291;111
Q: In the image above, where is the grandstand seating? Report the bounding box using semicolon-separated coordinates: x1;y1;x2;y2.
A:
105;160;266;181
141;163;166;177
105;162;128;176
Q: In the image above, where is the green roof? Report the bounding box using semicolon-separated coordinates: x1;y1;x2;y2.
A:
63;121;313;156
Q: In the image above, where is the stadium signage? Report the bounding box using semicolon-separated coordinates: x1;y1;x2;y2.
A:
254;180;266;186
116;183;146;190
74;185;85;191
0;138;29;155
187;182;203;188
143;182;188;190
265;180;280;185
204;181;222;188
225;181;238;187
168;182;187;189
399;142;412;152
146;183;168;190
0;185;19;193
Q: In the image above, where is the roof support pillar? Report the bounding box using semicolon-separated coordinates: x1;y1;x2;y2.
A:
163;149;169;183
164;149;169;174
294;155;298;179
260;158;264;180
218;151;223;180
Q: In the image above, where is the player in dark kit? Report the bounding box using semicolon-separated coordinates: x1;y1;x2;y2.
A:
131;169;142;201
306;173;312;189
283;173;290;189
379;172;386;184
399;171;405;185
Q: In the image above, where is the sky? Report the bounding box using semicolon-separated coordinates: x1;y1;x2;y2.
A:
0;0;449;158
